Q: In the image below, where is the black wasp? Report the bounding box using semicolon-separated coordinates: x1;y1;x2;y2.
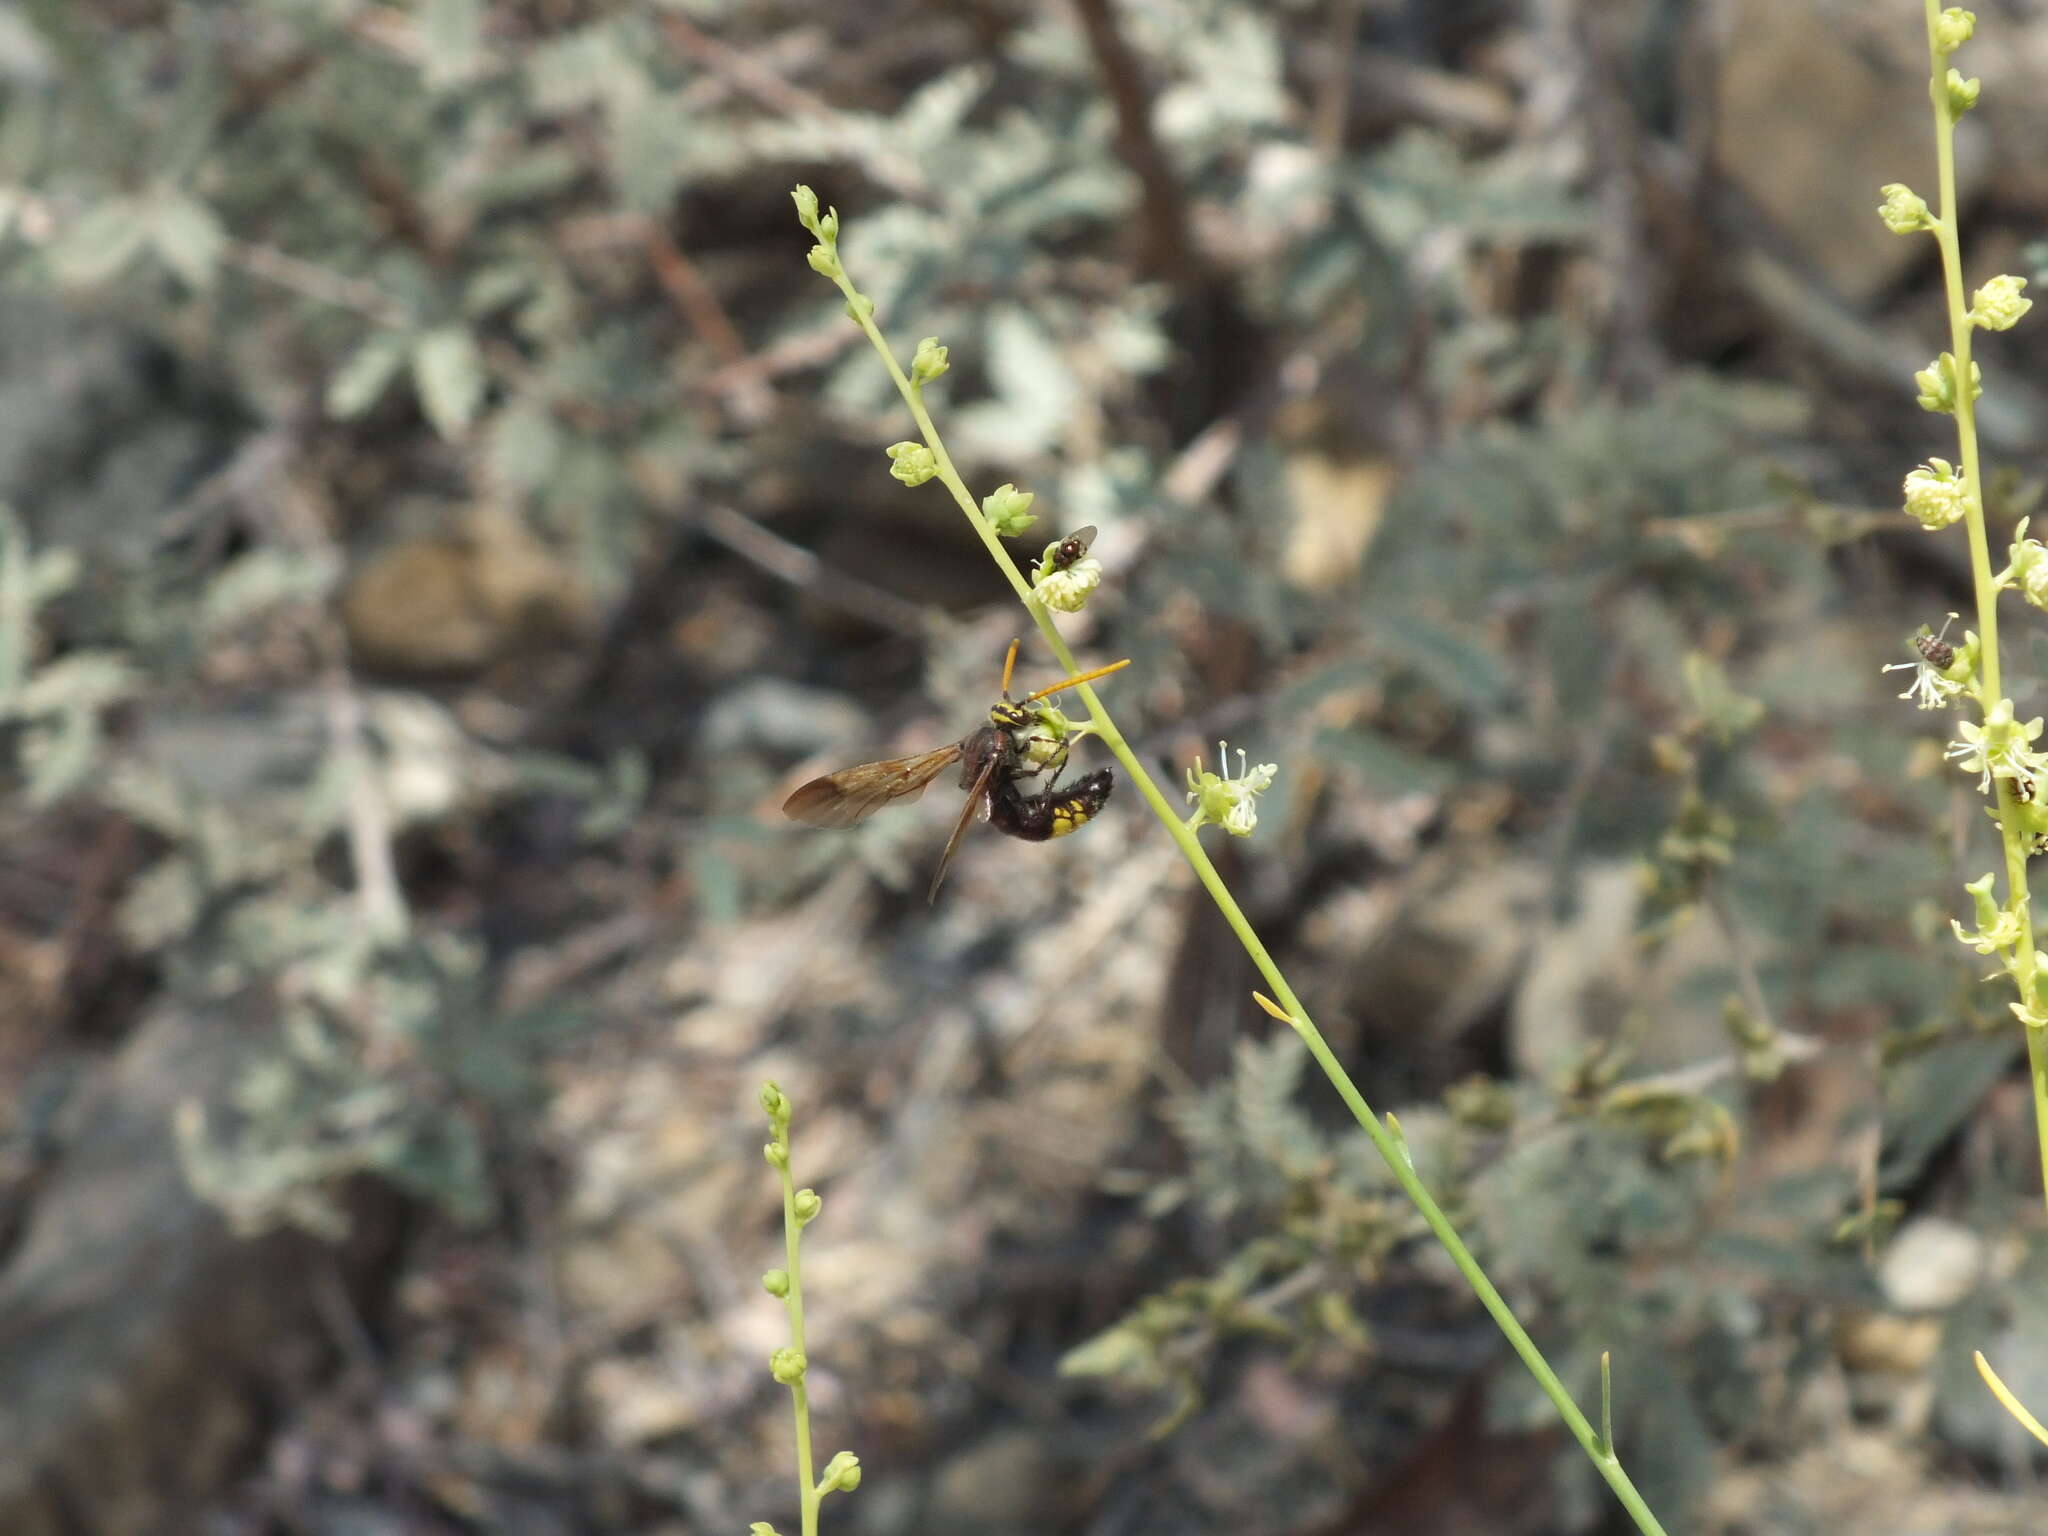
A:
782;641;1124;901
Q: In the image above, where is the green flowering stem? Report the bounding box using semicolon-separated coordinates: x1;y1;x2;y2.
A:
1916;1;2048;1205
795;190;1669;1536
760;1084;830;1536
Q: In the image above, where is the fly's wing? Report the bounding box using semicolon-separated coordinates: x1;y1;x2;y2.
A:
927;752;1001;903
1054;525;1098;568
782;744;962;829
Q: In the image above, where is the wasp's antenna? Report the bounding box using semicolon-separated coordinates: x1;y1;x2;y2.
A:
1023;657;1131;703
1001;637;1021;697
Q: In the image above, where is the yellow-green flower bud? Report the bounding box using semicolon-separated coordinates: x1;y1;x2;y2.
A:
1877;183;1933;234
792;185;821;234
981;483;1037;537
1902;458;1968;529
910;336;950;386
885;441;937;487
793;1186;822;1225
1934;8;1975;53
1970;274;2032;331
770;1347;808;1385
820;1451;862;1493
1914;353;1981;414
844;293;874;322
2005;540;2048;611
760;1081;790;1121
807;243;843;279
1946;67;1981;115
751;1523;783;1536
762;1268;791;1297
764;1141;788;1169
1952;871;2022;955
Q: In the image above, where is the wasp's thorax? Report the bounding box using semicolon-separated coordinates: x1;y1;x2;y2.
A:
956;722;1012;792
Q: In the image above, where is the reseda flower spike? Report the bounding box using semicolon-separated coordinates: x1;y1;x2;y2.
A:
1875;8;2048;1194
754;1078;860;1534
787;182;1677;1536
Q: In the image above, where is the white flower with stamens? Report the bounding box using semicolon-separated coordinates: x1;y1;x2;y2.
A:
1186;741;1278;837
1946;698;2047;794
1884;653;1964;710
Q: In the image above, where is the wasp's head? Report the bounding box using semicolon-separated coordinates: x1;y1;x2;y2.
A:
988;698;1032;732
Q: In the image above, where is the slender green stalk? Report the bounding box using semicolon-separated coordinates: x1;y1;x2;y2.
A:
777;1153;818;1536
756;1085;858;1536
1913;0;2048;1207
801;202;1669;1536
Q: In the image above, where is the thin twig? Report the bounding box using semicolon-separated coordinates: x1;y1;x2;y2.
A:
700;320;864;404
696;502;929;637
1158;416;1242;507
218;433;412;944
1069;0;1205;287
312;1256;383;1378
1704;882;1781;1040
642;220;777;424
1310;0;1362;157
225;239;410;327
318;656;409;942
642;222;751;369
658;14;927;200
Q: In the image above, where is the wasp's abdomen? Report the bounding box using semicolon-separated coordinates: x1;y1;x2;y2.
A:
990;768;1113;842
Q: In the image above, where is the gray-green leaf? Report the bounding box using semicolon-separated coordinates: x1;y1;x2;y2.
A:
326;331;413;419
46;198;151;288
423;0;483;89
146;192;226;289
413;326;487;440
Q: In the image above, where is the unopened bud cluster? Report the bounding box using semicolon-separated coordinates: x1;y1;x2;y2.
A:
792;185;842;280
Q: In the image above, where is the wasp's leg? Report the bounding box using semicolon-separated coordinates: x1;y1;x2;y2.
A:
1011;730;1070;783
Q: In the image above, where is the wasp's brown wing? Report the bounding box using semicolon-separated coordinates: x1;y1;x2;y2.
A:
927;752;1001;903
782;744;963;829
